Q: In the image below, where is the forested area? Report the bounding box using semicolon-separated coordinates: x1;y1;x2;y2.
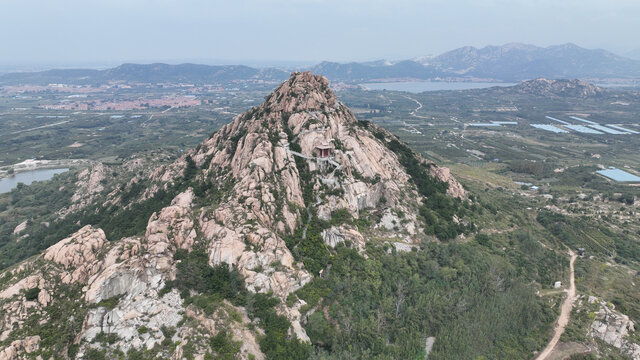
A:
296;242;556;359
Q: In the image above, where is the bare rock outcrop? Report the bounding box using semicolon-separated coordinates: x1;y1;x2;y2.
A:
0;71;468;358
12;221;27;235
57;163;107;218
588;296;640;359
429;166;466;199
0;336;40;360
43;225;108;284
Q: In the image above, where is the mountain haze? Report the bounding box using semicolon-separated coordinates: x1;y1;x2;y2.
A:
424;43;640;80
0;63;290;85
2;43;640;86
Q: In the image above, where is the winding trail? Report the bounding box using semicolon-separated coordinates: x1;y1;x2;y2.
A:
402;95;430;120
535;249;577;360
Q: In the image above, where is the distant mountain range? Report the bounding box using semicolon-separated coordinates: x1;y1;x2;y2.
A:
2;43;640;85
312;43;640;82
625;48;640;60
0;63;290;86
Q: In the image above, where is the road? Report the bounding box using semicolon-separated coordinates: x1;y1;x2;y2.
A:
10;120;70;134
535;249;577;360
402;95;430;119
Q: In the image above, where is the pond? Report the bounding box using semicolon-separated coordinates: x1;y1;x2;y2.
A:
0;168;69;194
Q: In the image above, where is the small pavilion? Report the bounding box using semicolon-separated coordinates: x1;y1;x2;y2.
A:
315;141;334;158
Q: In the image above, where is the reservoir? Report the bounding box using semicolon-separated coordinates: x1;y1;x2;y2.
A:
360;81;515;93
0;168;69;194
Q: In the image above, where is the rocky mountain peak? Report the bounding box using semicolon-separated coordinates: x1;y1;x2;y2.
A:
0;72;468;359
264;71;338;114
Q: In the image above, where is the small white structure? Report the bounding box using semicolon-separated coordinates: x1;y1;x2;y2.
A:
554;281;562;289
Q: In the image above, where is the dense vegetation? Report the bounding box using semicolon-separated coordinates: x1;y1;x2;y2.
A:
297;242;555;359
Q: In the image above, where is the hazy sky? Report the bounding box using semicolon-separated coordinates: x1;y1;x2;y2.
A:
1;0;639;67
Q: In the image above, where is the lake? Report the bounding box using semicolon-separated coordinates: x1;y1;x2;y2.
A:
0;168;69;194
360;81;515;93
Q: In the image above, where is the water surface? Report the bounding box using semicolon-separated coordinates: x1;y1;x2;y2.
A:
0;168;69;194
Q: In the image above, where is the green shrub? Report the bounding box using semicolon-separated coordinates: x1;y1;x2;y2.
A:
24;287;39;301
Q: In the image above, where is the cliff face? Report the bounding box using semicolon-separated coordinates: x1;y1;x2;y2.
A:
0;72;465;359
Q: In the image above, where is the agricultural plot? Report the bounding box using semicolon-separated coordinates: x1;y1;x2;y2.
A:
469;123;502;127
569;116;598;125
587;124;629;135
545;116;570;125
565;125;603;134
596;168;640;182
607;124;640;134
530;124;569;133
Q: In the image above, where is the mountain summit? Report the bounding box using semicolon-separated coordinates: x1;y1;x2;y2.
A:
0;72;467;359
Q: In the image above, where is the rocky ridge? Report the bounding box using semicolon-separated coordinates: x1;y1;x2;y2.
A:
0;72;466;359
512;78;607;98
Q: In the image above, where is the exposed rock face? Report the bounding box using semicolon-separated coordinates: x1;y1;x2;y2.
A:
588;296;640;359
0;71;467;359
429;166;466;199
73;163;106;200
11;222;27;235
58;164;107;218
43;225;107;284
82;290;184;353
0;336;40;360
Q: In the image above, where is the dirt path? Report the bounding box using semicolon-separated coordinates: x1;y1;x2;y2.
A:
535;250;577;360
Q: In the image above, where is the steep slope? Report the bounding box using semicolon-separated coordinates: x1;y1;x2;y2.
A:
0;72;467;359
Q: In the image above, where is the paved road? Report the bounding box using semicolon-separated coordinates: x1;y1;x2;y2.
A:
535;250;577;360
